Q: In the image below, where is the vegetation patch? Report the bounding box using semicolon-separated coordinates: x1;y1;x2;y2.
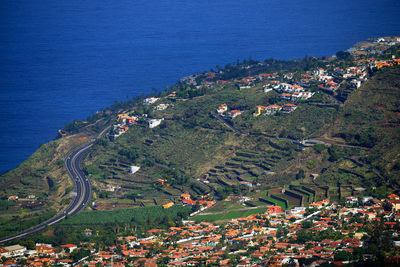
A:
62;205;191;225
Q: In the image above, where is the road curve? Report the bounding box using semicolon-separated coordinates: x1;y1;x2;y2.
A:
0;142;93;244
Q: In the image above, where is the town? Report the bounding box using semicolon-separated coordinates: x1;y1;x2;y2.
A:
1;193;400;266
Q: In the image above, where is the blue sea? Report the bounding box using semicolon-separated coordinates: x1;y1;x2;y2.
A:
0;0;399;173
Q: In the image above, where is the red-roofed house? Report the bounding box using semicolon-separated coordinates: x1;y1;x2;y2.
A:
60;244;77;253
282;103;297;113
266;105;282;115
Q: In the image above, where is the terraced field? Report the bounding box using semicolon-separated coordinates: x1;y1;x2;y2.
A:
255;184;332;210
203;141;298;192
91;155;213;206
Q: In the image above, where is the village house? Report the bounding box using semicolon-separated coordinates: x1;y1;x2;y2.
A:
216;104;228;114
130;166;140;174
163;202;174;209
319;80;338;91
266;206;282;214
239;181;252;188
299;91;314;100
148;118;164;128
84;229;93;237
7;195;18;201
180;75;197;85
263;84;275;93
35;243;55;255
60;244;77;253
112;124;130;139
0;245;26;258
258;72;278;80
99;184;120;192
168;92;177;98
350;79;364;88
280;93;292;101
143;97;159;105
283;73;294;80
180;193;194;205
313;67;325;77
154;103;173;111
266;105;282;115
388;194;400;210
299;78;311;87
345;196;358;204
275;83;293;93
253;105;266;117
227;110;242;119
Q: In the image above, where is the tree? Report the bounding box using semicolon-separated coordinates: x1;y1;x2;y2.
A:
161;215;171;227
143;157;155;167
328;145;339;162
191;203;200;213
301;221;313;229
383;201;392;212
287;257;296;267
70;248;91;262
336;51;352;61
296;229;312;244
296;169;305;180
119;147;140;162
313;144;327;153
334;250;353;261
95;137;109;148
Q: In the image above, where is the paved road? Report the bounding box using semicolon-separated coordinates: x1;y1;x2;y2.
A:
0;142;93;244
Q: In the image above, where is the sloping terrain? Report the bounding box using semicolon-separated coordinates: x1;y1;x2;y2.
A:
331;68;400;187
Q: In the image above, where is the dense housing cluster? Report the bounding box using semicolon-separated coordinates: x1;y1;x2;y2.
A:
2;194;400;266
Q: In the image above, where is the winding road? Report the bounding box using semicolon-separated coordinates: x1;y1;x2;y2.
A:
0;142;94;243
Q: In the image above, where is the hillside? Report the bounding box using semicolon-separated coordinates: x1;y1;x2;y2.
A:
83;62;400;211
1;37;400;238
0;119;109;238
330;67;400;188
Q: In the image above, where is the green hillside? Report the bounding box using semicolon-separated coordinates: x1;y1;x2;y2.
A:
1;40;400;238
330;67;400;188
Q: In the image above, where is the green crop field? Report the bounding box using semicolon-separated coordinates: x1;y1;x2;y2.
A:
62;205;191;225
264;197;287;210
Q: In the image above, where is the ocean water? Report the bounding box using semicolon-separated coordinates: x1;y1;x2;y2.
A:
0;0;399;173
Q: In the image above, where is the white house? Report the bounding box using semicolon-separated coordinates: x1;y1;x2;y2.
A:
60;244;77;253
130;166;140;174
148;118;164;128
362;196;373;204
0;245;26;258
282;103;297;113
266;105;282;115
274;83;293;92
227;110;242;119
313;68;325;76
351;79;362;88
216;104;228;114
300;91;314;100
143;97;159;105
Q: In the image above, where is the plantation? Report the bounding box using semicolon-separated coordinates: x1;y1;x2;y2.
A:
62;205;191;225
